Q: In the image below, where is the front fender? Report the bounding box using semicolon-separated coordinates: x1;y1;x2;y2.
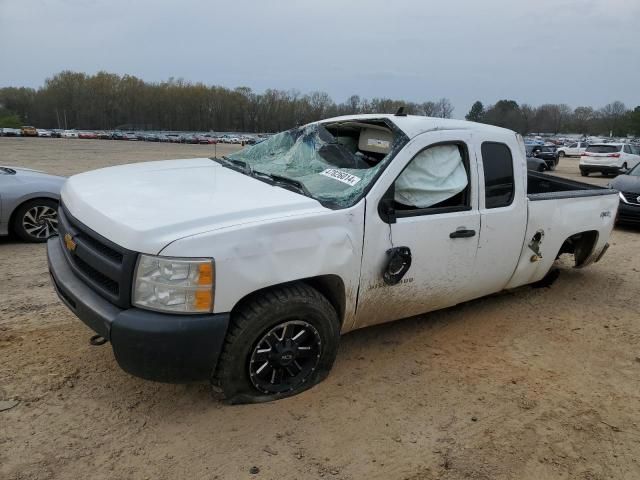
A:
159;204;365;329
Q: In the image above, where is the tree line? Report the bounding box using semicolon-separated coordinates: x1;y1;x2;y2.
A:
0;71;454;133
465;100;640;137
0;70;638;136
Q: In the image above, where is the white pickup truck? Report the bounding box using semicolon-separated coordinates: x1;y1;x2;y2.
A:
47;114;619;403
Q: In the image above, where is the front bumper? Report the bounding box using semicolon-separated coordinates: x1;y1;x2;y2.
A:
47;236;230;382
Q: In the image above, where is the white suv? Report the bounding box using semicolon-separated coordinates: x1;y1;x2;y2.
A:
580;143;640;176
558;141;588;157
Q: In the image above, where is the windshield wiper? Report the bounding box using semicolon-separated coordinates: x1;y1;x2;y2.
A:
214;158;311;198
253;171;312;197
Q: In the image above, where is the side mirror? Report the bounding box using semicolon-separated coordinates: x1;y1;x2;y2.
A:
378;198;397;224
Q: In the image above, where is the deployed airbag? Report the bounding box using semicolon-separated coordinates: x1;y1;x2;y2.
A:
394;145;467;208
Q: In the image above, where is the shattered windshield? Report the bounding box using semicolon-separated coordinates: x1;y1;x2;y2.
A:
222;122;405;208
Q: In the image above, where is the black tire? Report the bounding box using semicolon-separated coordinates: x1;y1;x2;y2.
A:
558;151;565;158
621;163;628;173
580;170;588;177
549;160;557;171
215;283;340;404
12;198;59;243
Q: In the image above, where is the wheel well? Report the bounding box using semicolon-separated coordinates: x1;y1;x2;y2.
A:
231;275;347;325
557;230;599;267
8;196;59;233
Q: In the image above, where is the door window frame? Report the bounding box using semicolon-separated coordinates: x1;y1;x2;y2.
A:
378;140;473;223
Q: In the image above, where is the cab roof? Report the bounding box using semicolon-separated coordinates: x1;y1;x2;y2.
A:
320;114;516;139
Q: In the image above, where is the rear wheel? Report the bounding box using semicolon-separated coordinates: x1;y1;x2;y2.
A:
621;162;628;173
12;198;59;242
215;284;340;404
580;170;588;177
549;160;557;171
558;151;565;158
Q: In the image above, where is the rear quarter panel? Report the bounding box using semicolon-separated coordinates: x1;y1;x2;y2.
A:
506;193;618;288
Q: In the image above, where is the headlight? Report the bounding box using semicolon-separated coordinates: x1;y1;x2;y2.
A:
132;255;214;314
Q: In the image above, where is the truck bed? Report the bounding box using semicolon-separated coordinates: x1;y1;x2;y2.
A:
527;172;617;201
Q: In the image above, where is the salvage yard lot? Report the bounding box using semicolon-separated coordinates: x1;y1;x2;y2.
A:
1;138;640;480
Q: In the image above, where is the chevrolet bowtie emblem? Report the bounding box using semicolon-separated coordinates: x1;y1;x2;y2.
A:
64;233;77;252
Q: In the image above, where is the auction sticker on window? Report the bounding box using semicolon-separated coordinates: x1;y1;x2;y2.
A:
320;169;361;186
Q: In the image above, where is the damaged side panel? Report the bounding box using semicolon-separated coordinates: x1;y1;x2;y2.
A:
160;204;366;331
505;194;617;289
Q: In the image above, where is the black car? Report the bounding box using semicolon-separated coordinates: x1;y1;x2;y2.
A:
530;145;559;170
527;155;547;172
609;163;640;225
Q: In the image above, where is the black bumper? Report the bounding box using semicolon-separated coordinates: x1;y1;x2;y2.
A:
47;236;230;382
618;202;640;224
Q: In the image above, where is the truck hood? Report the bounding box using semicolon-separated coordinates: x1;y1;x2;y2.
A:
62;158;326;253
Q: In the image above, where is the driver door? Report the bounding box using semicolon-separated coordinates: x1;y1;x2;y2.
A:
353;131;480;329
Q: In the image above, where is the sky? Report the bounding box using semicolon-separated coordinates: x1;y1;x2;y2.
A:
1;0;638;118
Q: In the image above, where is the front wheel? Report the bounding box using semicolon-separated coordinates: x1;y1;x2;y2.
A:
549;160;557;171
580;170;588;177
558;151;565;158
12;198;59;242
215;284;340;404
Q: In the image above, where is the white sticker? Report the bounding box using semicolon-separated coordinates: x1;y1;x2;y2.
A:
320;169;361;186
367;138;390;149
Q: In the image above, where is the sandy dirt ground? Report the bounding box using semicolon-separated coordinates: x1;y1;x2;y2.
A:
1;138;640;480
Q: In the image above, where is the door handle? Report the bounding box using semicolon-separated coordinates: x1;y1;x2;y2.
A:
450;229;476;239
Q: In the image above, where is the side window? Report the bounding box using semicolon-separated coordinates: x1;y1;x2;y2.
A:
624;145;632;154
569;143;578;148
481;142;515;209
392;143;471;215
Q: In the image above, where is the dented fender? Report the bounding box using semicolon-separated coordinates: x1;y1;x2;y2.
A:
159;204;365;328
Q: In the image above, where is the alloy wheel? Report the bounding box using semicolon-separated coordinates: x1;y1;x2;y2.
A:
249;320;322;394
22;205;58;240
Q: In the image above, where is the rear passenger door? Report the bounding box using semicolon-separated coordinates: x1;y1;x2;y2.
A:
470;137;528;298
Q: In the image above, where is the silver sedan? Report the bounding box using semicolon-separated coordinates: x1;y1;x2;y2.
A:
0;166;65;242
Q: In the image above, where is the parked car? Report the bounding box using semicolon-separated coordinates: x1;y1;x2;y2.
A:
47;114;618;403
50;129;63;138
144;133;160;142
167;134;182;143
37;129;52;137
122;132;138;141
557;141;588;157
580;143;640;176
608;163;640;224
530;145;559;170
527;155;547;172
0;166;65;242
180;134;198;144
78;131;98;139
1;128;21;137
21;126;38;137
61;130;79;139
